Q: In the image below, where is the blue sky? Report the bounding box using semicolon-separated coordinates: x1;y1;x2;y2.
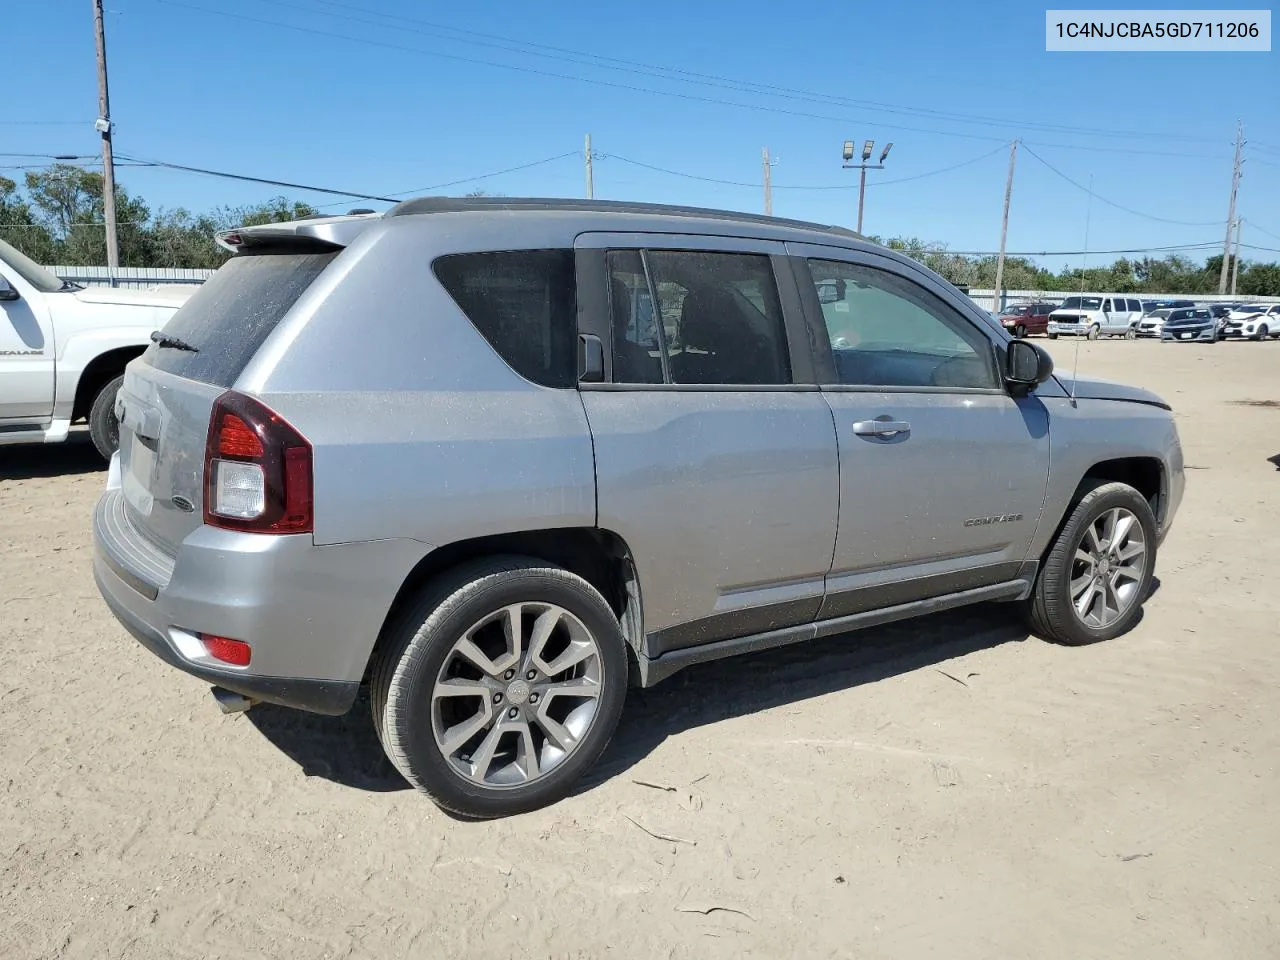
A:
6;0;1279;267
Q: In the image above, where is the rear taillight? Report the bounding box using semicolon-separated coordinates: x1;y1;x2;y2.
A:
204;392;313;534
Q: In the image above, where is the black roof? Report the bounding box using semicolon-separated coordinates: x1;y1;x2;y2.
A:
385;195;860;239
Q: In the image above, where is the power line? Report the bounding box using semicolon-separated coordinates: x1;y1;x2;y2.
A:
597;144;1005;191
0;120;87;126
0;153;96;160
115;152;398;202
1021;140;1225;160
316;152;580;208
146;0;1011;144
1020;145;1225;227
251;0;1225;146
1248;221;1280;242
923;242;1222;256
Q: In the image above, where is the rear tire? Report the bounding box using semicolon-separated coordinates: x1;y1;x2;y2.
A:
371;556;629;818
1087;324;1100;340
88;374;124;461
1022;481;1157;647
1047;332;1058;340
1124;326;1137;340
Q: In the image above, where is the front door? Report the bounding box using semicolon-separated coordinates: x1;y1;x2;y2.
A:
790;245;1051;618
0;265;55;423
575;233;839;658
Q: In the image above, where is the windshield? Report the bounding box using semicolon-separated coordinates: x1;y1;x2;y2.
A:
1148;309;1172;318
1000;305;1030;316
1060;296;1102;310
0;236;67;294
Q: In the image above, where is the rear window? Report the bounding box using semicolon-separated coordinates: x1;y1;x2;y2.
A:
432;250;576;388
147;251;337;387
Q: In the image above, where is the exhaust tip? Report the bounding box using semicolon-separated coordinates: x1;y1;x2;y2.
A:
211;686;258;715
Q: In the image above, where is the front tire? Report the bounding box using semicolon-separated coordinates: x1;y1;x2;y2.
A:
88;374;124;460
1253;324;1269;341
1022;481;1157;646
1087;324;1100;340
372;556;629;818
1013;324;1026;339
1047;332;1058;340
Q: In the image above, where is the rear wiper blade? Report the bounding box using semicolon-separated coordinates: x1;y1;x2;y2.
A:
150;330;199;352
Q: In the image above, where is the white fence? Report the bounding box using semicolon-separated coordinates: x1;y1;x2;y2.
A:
48;265;215;289
45;268;1277;309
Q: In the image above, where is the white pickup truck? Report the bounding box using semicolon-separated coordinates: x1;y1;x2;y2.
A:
0;238;195;459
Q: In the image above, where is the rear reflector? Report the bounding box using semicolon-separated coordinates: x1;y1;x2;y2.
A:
200;634;252;667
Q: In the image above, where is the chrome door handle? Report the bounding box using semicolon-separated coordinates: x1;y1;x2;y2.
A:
852;419;911;439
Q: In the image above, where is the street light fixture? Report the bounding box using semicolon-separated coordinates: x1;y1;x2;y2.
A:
841;138;894;234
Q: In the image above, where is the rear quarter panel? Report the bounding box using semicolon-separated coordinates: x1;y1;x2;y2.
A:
238;217;597;548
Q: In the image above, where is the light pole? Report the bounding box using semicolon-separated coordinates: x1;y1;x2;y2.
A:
843;139;892;234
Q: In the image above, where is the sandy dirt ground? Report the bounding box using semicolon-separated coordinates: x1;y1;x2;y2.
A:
2;338;1278;959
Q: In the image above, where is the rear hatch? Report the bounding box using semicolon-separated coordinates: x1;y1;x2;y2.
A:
116;248;340;555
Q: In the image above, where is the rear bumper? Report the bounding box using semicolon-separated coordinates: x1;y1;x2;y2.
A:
92;483;431;716
94;558;359;715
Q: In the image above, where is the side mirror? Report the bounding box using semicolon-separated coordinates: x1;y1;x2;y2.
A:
0;276;19;302
578;333;604;383
1005;339;1053;391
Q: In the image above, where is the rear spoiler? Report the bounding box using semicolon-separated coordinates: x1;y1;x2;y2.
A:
215;211;381;254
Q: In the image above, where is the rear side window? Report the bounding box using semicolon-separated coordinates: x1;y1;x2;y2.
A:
148;251;337;387
433;250;576;388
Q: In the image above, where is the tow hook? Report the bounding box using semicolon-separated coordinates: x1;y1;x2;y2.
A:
211;686;258;714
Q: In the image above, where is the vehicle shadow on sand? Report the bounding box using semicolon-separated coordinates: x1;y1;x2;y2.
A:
0;433;104;481
582;604;1030;794
245;602;1041;797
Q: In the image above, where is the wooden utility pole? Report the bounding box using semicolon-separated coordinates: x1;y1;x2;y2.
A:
584;134;594;199
92;0;120;270
1230;218;1243;295
762;147;773;216
1218;121;1243;293
992;139;1018;316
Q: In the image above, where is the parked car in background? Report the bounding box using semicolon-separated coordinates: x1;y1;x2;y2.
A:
0;238;194;459
1161;308;1218;343
92;197;1184;818
996;301;1057;338
1136;308;1173;338
1221;303;1280;340
1046;295;1144;339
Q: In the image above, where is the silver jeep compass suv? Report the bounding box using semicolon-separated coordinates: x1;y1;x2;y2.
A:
94;197;1184;818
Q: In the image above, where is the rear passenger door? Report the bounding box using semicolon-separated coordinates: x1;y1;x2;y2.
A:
574;233;839;659
788;244;1050;618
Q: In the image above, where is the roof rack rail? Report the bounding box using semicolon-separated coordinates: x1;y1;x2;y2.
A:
384;195;861;239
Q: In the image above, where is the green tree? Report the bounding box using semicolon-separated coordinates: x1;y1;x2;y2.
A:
1239;262;1280;297
0;175;56;263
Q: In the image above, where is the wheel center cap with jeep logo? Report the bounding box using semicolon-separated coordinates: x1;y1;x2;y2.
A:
506;679;531;705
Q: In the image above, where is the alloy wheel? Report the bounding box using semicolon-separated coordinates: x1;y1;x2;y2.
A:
431;601;604;788
1070;507;1148;629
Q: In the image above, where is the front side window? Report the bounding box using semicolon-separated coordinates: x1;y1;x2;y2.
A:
433;250;576;388
805;259;998;390
605;249;791;385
